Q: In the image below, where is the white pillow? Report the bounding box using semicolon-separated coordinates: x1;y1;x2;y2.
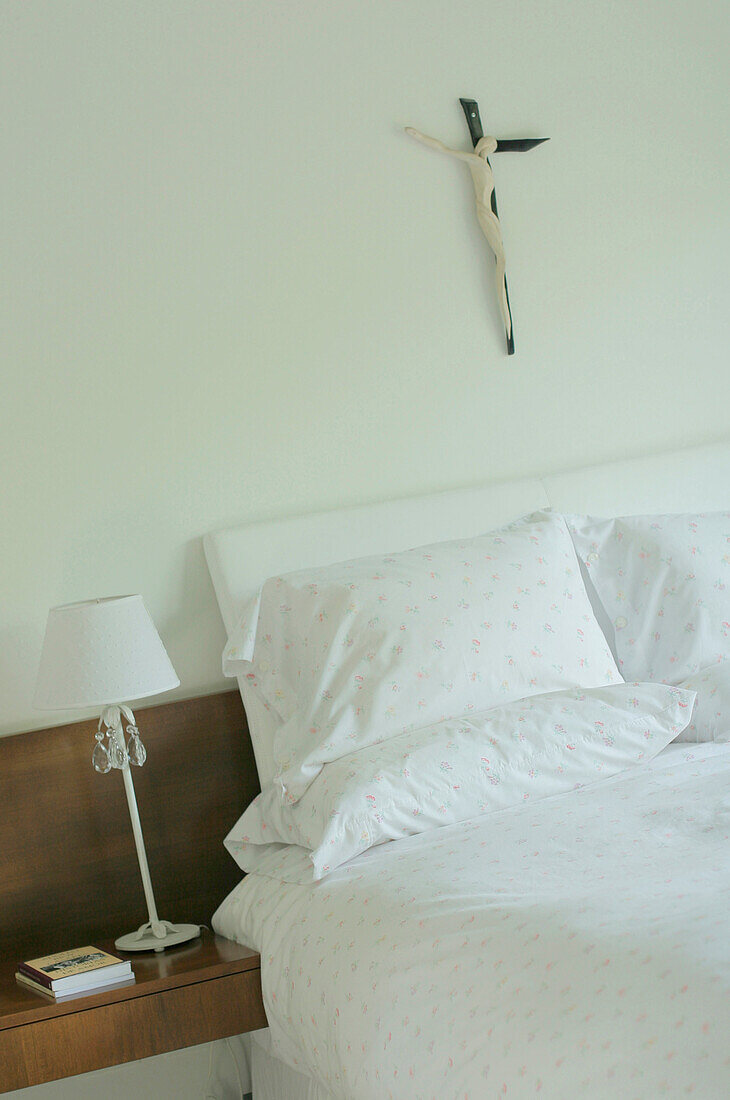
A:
224;511;621;800
676;661;730;742
567;512;730;683
225;682;694;879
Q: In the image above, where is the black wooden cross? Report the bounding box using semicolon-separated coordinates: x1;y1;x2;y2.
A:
459;98;548;355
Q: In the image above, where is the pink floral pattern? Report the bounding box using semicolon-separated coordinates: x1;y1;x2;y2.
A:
214;743;730;1100
568;512;730;683
226;683;693;879
677;660;730;742
225;512;620;801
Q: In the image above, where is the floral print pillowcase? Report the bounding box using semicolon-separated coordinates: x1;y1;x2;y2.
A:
224;682;694;879
567;512;730;685
225;511;621;802
676;661;730;742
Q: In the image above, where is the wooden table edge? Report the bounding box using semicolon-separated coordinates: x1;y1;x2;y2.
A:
0;933;260;1032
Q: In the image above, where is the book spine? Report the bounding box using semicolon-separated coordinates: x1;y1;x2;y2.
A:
16;973;55;999
17;964;53;989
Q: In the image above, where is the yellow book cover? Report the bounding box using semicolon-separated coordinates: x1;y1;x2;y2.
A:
19;946;127;988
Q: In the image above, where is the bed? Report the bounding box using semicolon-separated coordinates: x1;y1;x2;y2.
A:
204;440;730;1099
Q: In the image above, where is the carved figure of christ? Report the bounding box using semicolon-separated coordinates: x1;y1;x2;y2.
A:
406;128;510;341
406;101;547;355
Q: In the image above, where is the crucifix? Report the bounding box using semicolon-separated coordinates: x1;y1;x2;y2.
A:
406;98;548;355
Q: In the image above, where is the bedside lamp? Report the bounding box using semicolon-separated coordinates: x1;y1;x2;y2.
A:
34;595;200;953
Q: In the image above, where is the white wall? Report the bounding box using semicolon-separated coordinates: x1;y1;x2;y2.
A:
2;0;728;1096
2;0;729;739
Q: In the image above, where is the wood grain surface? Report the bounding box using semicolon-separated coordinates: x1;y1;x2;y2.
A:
1;690;260;961
0;930;261;1032
1;963;267;1091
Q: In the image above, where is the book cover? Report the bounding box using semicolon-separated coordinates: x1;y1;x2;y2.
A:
18;946;131;991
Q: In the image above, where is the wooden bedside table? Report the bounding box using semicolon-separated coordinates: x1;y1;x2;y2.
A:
2;691;266;1094
0;930;266;1094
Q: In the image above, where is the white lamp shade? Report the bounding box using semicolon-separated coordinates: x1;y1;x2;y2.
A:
34;595;180;710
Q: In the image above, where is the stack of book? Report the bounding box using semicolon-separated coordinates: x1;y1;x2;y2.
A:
16;946;134;1002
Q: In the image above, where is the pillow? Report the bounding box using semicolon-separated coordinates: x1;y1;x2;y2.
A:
224;511;621;800
225;682;694;879
567;512;730;683
676;661;730;742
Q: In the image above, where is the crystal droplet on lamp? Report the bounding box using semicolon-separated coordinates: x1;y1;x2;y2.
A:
110;738;129;769
127;726;147;767
92;738;111;774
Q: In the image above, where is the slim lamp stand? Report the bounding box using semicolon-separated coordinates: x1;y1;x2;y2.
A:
105;708;200;953
115;761;200;953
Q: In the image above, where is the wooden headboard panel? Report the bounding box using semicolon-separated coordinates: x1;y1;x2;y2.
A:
1;690;259;960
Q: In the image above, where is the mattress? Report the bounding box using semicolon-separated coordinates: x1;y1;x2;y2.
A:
213;742;730;1100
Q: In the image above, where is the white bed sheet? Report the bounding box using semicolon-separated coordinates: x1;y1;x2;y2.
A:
214;743;730;1100
252;1029;333;1100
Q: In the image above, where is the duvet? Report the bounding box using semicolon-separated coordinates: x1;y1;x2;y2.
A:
213;744;730;1100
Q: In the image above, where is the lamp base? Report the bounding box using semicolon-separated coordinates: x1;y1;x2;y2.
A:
115;920;201;953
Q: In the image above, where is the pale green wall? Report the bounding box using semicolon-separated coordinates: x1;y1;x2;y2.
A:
3;0;729;739
3;0;729;1095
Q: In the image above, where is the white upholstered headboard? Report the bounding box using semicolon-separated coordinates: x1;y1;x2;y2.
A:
205;439;730;631
204;438;730;785
543;441;730;517
205;477;548;635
